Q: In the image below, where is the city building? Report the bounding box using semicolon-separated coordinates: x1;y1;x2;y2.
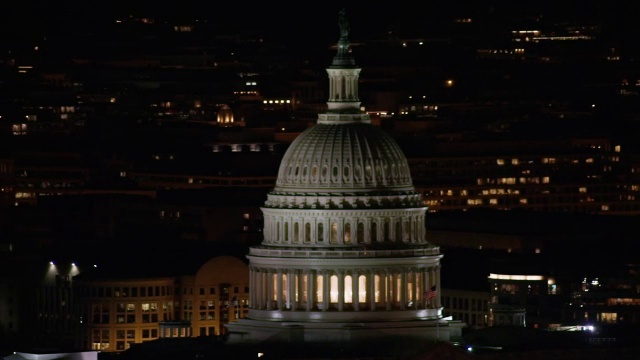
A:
225;11;463;349
441;289;491;329
567;265;640;326
2;4;640;359
74;255;249;352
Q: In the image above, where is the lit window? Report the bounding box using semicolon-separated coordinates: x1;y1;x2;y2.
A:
496;159;505;165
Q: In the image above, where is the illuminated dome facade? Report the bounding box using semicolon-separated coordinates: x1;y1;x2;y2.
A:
273;123;414;193
226;10;462;346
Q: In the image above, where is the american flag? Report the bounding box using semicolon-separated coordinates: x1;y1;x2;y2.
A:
425;285;437;300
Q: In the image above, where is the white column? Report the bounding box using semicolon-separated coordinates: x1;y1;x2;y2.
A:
288;270;295;310
353;270;359;311
412;269;418;309
436;266;441;308
249;267;255;309
424;267;430;308
385;269;392;310
254;269;260;309
337;270;344;311
276;270;284;310
323;270;330;311
306;270;313;311
297;270;304;311
266;270;273;310
400;271;407;310
368;270;375;311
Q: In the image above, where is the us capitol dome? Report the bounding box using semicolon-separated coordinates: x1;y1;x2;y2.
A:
226;9;462;347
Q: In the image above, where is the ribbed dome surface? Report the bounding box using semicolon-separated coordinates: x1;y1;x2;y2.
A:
273;123;414;194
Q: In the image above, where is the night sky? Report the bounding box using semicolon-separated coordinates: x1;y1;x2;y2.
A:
4;1;640;44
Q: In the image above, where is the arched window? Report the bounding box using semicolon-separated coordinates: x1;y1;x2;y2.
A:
318;223;324;242
344;223;351;243
294;222;299;243
404;219;410;241
371;221;378;242
305;222;311;243
284;222;289;242
331;222;338;244
384;220;390;241
395;220;402;242
357;222;364;243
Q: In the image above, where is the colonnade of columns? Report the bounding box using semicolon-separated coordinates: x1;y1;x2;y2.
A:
263;213;426;245
327;69;360;102
249;265;440;312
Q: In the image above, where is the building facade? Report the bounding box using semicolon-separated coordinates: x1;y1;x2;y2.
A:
225;10;462;346
74;255;249;352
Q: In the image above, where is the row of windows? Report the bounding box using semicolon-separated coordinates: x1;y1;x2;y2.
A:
91;302;172;324
268;217;424;244
91;328;160;351
82;285;249;298
283;161;410;184
409;154;617;169
443;297;489;311
83;285;172;298
444;311;488;327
